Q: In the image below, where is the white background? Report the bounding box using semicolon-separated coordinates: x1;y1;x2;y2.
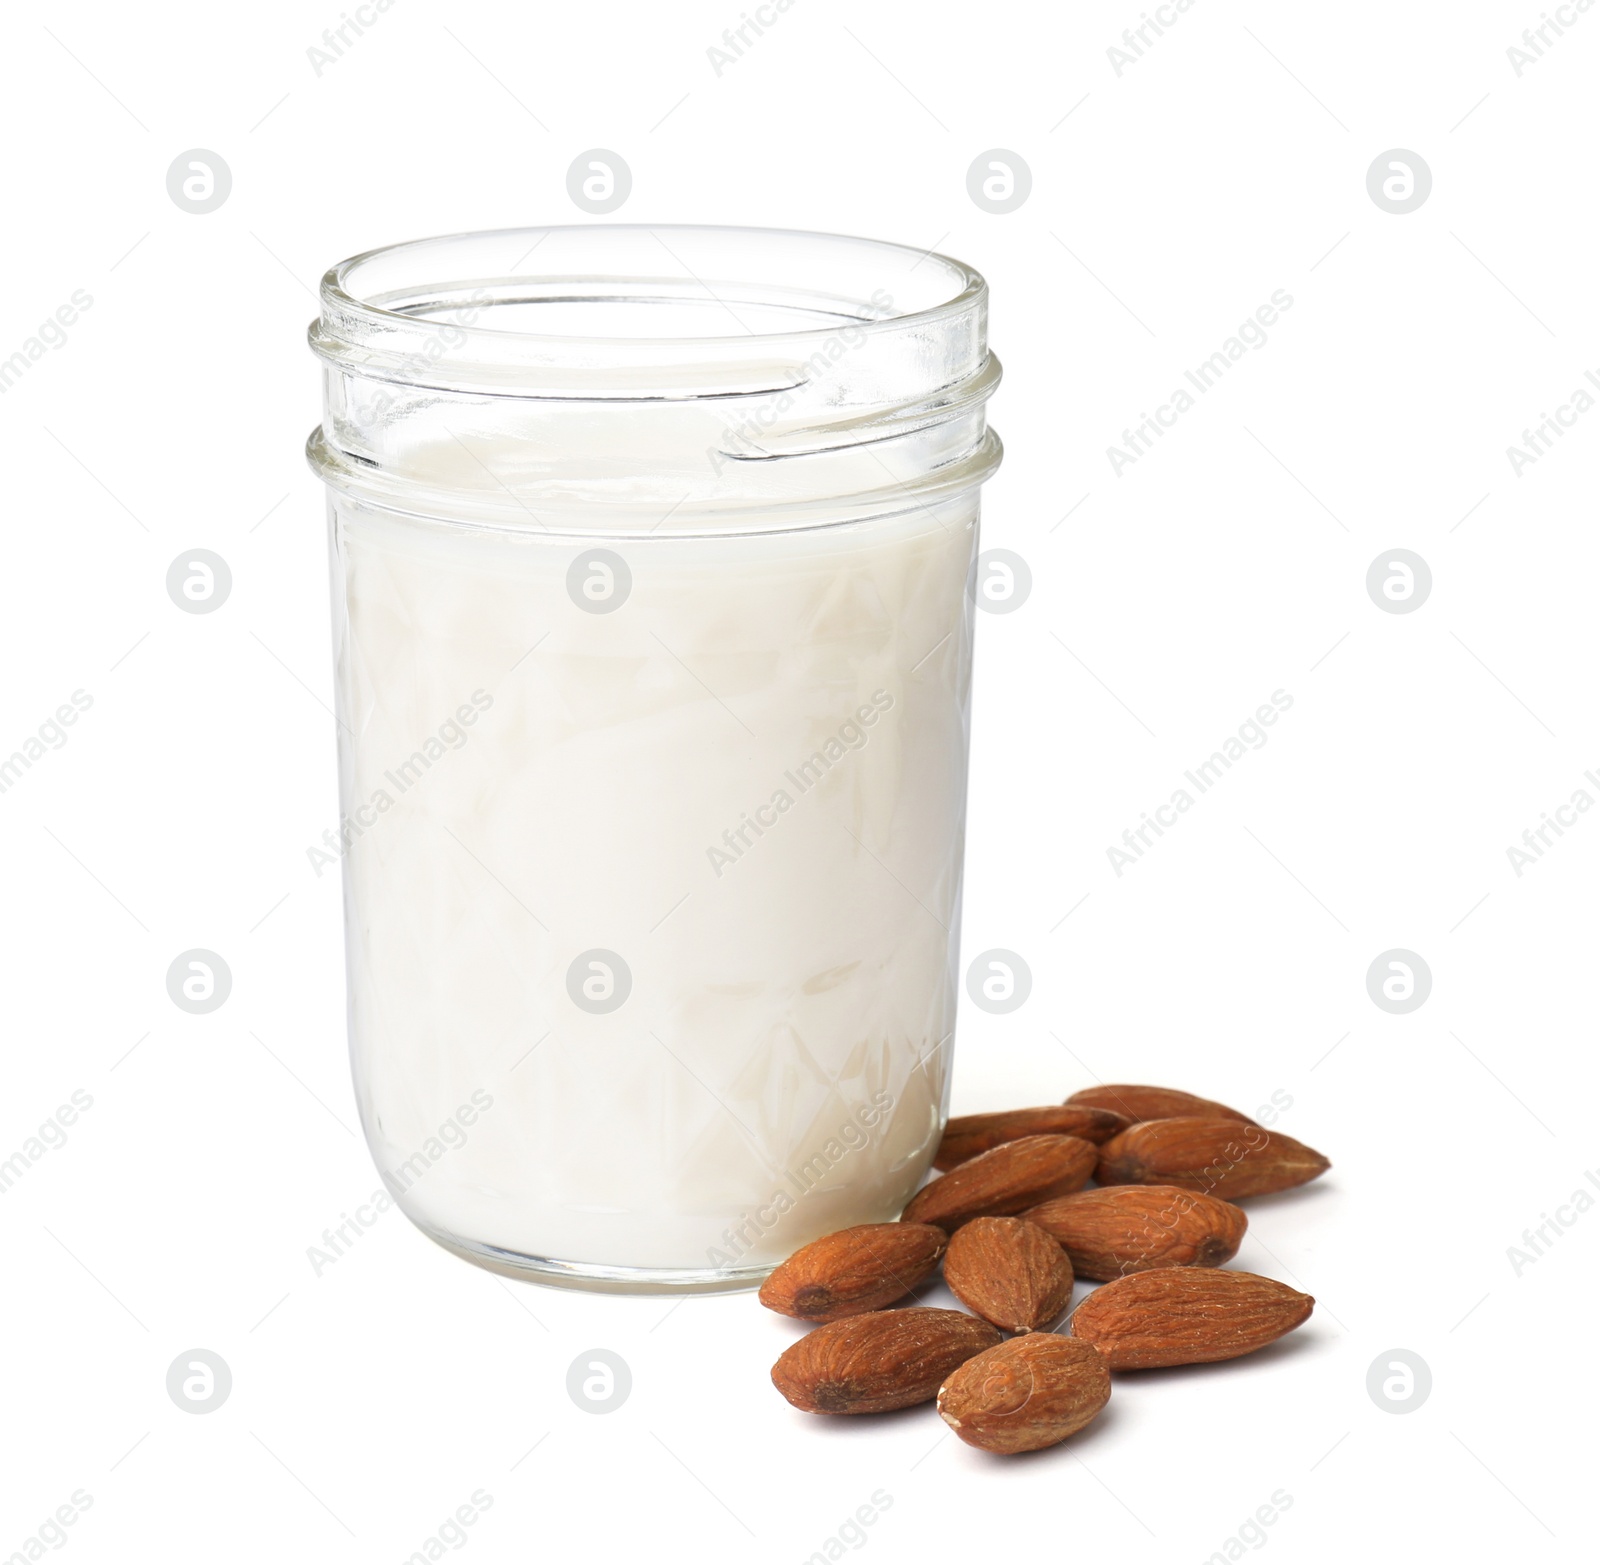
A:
2;1;1595;1561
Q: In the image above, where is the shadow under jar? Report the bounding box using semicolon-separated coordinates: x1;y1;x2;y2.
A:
306;225;1002;1291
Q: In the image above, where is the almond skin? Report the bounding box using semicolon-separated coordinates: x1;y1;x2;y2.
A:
938;1334;1111;1454
1024;1186;1247;1282
771;1308;1003;1414
758;1223;948;1322
1069;1268;1314;1369
903;1135;1098;1232
935;1106;1129;1170
1066;1084;1256;1125
1095;1118;1330;1200
943;1217;1076;1334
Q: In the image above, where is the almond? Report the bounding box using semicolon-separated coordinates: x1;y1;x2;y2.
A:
1095;1118;1330;1200
902;1135;1098;1232
1069;1268;1314;1369
758;1223;948;1321
938;1334;1111;1454
1025;1185;1247;1282
771;1308;1003;1414
943;1217;1075;1334
934;1106;1129;1169
1066;1084;1256;1125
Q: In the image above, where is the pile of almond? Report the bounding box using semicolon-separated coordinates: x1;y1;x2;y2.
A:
762;1084;1328;1455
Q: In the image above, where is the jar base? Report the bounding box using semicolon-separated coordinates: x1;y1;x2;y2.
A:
411;1214;771;1294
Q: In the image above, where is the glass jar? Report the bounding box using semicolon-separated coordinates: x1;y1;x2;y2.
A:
306;225;1002;1291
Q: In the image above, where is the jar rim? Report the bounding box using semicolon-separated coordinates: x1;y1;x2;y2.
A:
323;222;982;343
311;224;987;400
308;224;1000;533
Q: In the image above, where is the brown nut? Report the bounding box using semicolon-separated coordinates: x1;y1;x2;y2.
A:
758;1223;948;1322
1069;1268;1314;1369
938;1334;1111;1454
943;1217;1075;1334
1024;1185;1247;1282
1095;1118;1330;1201
1066;1084;1256;1125
771;1308;1003;1414
935;1106;1129;1170
903;1135;1098;1232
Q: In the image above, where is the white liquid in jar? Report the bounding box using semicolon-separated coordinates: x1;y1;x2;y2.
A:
331;476;976;1279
